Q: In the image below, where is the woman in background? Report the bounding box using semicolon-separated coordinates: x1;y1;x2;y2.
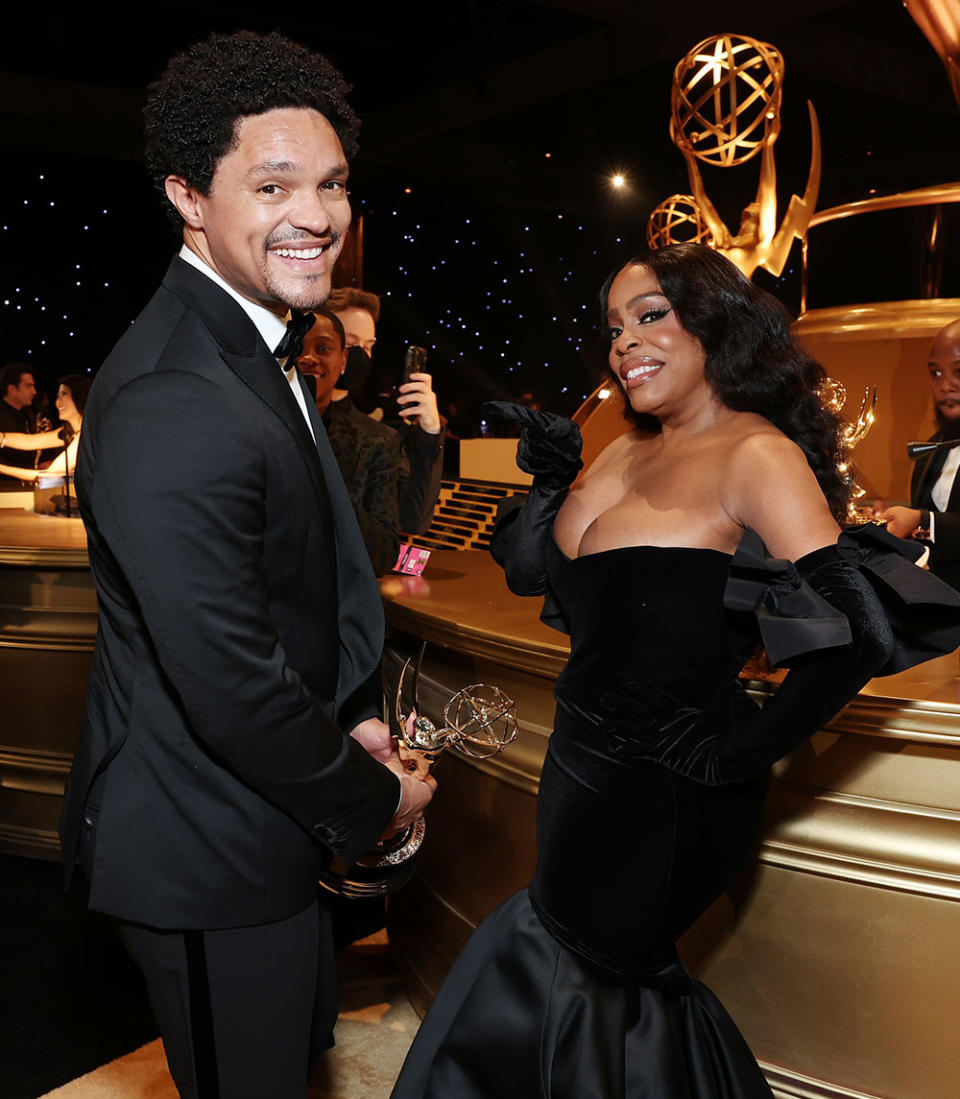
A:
391;244;960;1098
0;374;90;482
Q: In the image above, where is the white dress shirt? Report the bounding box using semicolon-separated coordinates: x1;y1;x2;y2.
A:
930;446;960;537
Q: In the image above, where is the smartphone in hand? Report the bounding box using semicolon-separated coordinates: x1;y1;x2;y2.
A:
403;345;428;384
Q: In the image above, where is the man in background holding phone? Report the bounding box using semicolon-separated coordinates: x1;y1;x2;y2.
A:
327;288;444;534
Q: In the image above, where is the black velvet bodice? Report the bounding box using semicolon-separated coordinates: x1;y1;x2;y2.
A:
548;539;758;715
531;540;769;982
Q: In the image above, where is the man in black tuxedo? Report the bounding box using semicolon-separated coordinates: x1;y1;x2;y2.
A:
876;319;960;590
59;31;434;1099
0;362;37;480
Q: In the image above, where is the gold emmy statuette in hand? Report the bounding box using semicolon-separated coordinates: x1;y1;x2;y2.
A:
318;644;518;899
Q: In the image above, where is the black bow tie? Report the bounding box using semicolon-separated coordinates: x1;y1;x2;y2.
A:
273;310;315;364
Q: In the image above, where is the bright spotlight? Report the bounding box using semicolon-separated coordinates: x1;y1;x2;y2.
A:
611;174;626;189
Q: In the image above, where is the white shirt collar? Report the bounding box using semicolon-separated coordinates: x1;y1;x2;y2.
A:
178;244;287;355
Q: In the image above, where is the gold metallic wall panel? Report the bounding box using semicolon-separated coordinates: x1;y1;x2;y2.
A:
0;785;66;860
0;819;62;860
696;864;960;1099
0;646;92;754
390;877;477;1020
760;1062;886;1099
775;732;960;815
761;784;960;900
0;510;94;858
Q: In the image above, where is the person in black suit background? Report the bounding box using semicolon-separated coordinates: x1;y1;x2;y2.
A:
59;31;435;1099
326;287;445;534
876;319;960;590
0;362;37;482
299;308;402;576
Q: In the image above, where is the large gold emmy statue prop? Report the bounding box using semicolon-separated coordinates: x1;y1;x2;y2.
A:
661;33;821;279
819;378;878;520
319;646;518;898
905;0;960;106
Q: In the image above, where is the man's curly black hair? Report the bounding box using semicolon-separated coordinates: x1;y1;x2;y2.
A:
144;30;360;225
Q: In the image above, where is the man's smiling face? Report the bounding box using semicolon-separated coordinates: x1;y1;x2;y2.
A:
181;106;351;312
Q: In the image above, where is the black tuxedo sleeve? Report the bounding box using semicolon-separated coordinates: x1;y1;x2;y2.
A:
90;371;398;863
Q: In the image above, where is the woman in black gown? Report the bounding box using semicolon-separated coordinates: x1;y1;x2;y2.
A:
391;244;960;1098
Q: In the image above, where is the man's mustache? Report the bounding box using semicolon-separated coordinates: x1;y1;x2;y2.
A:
266;230;340;248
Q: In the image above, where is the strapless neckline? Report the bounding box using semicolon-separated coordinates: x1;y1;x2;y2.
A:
551;535;735;565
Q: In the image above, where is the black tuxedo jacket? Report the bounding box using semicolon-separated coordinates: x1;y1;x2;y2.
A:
911;431;960;591
60;257;399;930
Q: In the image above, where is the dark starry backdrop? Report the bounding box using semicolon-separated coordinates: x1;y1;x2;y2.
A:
1;1;958;430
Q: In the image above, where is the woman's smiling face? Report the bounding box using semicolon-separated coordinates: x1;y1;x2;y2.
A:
55;384;78;421
605;263;711;420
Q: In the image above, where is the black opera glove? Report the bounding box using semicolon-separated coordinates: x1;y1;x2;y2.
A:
483;402;583;599
481;402;583;490
596;537;898;785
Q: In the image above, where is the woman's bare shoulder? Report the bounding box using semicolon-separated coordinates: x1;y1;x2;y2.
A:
725;415;807;466
720;415;839;558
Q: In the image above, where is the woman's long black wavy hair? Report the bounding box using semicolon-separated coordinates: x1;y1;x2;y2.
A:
599;243;850;522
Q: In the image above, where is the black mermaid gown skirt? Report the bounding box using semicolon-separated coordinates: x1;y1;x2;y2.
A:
391;546;775;1098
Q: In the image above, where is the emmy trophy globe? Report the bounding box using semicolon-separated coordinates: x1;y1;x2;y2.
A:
671;33;784;168
646;194;713;250
318;646;518;898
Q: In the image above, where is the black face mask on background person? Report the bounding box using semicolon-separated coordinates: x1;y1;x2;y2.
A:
340;345;372;392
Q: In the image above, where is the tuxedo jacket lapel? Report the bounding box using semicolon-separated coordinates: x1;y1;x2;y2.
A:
912;432;944;509
947;454;960;513
163;257;330;515
220;347;331;513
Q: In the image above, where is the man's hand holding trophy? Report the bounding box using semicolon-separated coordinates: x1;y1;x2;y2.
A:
320;644;518;898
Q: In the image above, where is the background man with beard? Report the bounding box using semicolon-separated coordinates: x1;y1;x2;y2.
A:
876;318;960;590
58;31;434;1099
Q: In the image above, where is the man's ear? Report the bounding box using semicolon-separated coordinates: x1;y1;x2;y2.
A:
164;176;204;229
